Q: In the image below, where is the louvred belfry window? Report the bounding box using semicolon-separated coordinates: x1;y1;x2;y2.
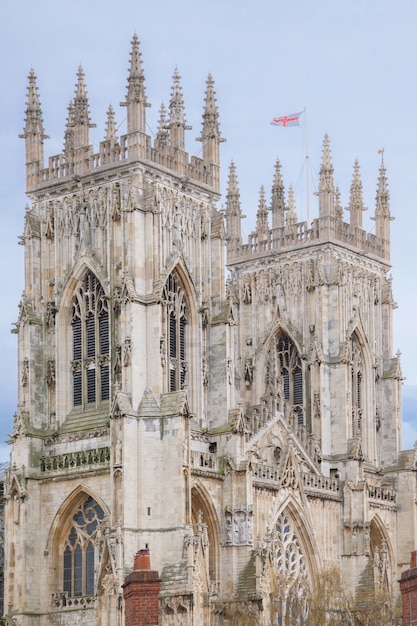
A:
63;496;105;597
264;332;304;424
278;334;304;422
71;271;109;407
163;272;188;392
351;335;363;436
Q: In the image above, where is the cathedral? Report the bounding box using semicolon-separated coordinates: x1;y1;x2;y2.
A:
3;34;417;625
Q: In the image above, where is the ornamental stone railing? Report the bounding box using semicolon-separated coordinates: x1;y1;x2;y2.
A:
52;592;95;609
251;461;341;495
190;450;218;472
367;484;396;504
40;447;110;474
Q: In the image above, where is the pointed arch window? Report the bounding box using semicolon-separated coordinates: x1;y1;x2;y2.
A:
264;332;304;424
162;272;188;392
71;271;109;408
63;496;105;597
274;512;309;624
351;335;363;436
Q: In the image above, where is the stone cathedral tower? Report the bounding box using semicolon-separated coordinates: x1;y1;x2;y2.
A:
3;35;417;625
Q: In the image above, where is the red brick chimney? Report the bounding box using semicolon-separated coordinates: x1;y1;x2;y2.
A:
400;551;417;626
122;549;161;626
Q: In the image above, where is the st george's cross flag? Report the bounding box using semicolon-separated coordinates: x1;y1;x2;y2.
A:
271;111;303;127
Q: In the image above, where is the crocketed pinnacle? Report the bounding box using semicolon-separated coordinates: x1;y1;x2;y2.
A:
156;102;169;143
372;158;393;243
348;160;366;228
318;134;335;217
286;185;298;229
375;160;390;218
225;160;243;252
168;68;191;149
105;105;117;141
73;66;94;127
256;186;269;238
271;159;286;229
21;69;48;140
226;160;240;202
169;68;187;126
124;33;147;106
198;73;222;141
63;101;75;157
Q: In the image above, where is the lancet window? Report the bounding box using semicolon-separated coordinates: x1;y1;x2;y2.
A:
63;496;105;597
162;272;189;392
264;332;304;423
350;335;363;437
71;271;109;408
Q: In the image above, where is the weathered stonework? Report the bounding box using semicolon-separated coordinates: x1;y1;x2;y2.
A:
3;34;416;625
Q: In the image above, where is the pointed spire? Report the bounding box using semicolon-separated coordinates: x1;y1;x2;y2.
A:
168;68;190;150
121;33;149;134
271;159;286;229
318;134;336;217
72;66;95;150
20;69;49;188
372;156;393;242
286;185;298;231
196;73;224;167
347;160;366;228
256;186;269;240
21;69;47;139
225;160;243;255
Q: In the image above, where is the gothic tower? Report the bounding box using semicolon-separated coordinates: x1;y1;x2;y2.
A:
4;35;416;626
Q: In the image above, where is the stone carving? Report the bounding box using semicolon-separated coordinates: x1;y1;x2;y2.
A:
46;301;57;328
224;506;253;545
123;337;131;366
22;358;29;387
244;357;253;387
242;273;252;303
46;360;55;388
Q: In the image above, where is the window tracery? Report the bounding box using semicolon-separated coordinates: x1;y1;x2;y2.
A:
71;271;109;407
63;496;105;597
274;512;309;625
264;333;304;423
350;335;363;437
162;272;188;391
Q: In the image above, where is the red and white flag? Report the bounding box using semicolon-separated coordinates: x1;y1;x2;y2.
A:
271;111;303;127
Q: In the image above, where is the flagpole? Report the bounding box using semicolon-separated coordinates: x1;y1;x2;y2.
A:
304;107;310;225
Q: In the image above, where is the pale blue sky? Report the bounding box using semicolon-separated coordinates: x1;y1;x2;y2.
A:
1;0;416;460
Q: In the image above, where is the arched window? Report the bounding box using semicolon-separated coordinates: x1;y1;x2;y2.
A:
350;335;363;437
63;496;105;597
162;272;188;392
71;271;109;408
274;512;309;625
264;332;304;424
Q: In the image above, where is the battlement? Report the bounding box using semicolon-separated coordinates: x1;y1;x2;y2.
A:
22;36;223;194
